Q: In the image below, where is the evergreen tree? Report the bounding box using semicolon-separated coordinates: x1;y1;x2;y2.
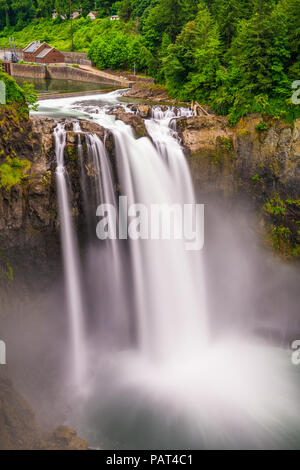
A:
275;0;300;79
36;0;54;17
209;0;252;47
0;0;11;28
164;1;221;101
11;0;35;28
216;3;291;122
142;0;198;51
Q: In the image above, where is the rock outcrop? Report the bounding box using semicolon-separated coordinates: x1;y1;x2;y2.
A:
0;113;114;251
177;114;300;258
0;109;112;450
0;370;88;450
124;81;175;104
108;107;149;138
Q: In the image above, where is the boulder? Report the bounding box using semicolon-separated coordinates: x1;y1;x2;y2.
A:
108;107;149;138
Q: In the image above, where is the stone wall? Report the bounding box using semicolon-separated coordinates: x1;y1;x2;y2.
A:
10;63;129;86
62;51;92;66
10;63;47;79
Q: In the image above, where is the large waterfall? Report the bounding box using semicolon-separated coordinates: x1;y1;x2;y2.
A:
54;123;86;387
40;91;300;449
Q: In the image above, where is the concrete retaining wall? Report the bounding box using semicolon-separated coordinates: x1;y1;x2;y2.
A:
10;63;47;78
62;51;92;66
9;63;130;86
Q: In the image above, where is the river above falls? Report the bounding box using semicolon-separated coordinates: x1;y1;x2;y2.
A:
16;76;119;95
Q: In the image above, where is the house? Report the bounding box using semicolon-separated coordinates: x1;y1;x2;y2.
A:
23;41;50;62
52;10;67;20
110;15;120;21
72;10;81;19
87;11;99;20
35;47;65;64
23;42;65;64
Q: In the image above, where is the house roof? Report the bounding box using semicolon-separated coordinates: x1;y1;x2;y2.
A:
24;41;39;53
88;11;98;16
23;41;52;54
36;47;53;59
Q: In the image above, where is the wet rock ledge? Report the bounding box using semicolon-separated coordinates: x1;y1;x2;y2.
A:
0;371;88;450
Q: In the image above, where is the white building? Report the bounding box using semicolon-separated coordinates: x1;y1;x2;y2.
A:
87;11;99;20
72;10;81;19
110;15;120;21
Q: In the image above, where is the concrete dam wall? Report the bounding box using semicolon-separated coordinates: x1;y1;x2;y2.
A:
9;63;132;87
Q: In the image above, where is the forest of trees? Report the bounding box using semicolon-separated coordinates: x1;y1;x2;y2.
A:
0;0;299;123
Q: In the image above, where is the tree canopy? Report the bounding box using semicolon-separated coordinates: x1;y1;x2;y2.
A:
0;0;299;123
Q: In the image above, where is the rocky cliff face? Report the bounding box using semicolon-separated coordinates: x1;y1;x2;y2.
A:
0;107;111;450
0;112;115;249
0;369;88;450
177;114;300;259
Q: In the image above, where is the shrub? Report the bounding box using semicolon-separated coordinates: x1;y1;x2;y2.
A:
0;72;25;104
255;121;269;131
0;157;31;191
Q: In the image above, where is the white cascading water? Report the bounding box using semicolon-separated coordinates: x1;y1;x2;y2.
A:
73;122;89;218
84;133;130;342
54;122;86;387
34;93;300;449
110;117;207;361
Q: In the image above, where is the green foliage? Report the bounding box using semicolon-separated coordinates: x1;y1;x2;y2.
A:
163;2;221;102
0;0;299;124
88;22;156;73
251;173;261;182
255;121;269;131
0;71;25;104
262;192;300;259
270;225;293;256
286;199;300;208
22;81;39;111
142;0;198;50
0;72;37;113
263;194;286;218
0;156;31;190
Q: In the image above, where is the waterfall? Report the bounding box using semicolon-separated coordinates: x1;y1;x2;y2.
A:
54;123;86;387
55;104;207;363
73;122;89;220
32;94;300;449
33;95;300;449
109;119;207;361
84;133;130;344
146;107;195;202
